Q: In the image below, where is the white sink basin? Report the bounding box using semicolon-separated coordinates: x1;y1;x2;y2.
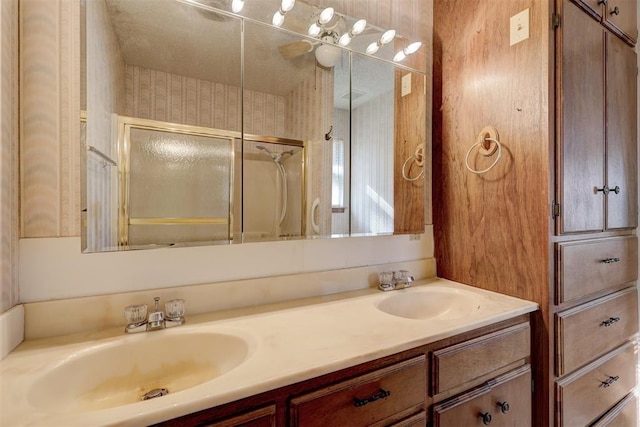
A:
376;286;483;320
28;331;250;412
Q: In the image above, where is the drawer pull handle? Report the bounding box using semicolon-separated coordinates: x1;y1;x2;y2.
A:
598;0;608;4
353;388;390;407
602;375;619;388
610;6;620;15
596;186;610;195
479;412;492;425
601;316;621;327
497;401;510;414
601;257;621;264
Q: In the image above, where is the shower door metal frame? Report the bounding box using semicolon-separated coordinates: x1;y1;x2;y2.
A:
117;116;238;248
242;134;307;241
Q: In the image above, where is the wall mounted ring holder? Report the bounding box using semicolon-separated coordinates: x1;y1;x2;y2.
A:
464;126;502;174
402;143;425;182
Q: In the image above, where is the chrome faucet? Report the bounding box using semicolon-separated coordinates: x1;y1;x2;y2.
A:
378;270;414;291
124;297;185;333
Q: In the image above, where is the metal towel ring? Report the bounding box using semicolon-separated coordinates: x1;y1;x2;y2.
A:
465;137;502;174
402;144;424;182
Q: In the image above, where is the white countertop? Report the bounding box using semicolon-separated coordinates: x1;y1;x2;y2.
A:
0;278;537;426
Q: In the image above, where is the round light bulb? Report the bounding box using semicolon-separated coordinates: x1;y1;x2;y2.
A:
393;51;406;62
405;41;422;54
338;33;351;47
272;11;284;27
380;29;396;44
366;42;379;55
281;0;295;12
315;43;341;67
308;23;321;37
352;19;367;35
231;0;244;13
319;7;334;24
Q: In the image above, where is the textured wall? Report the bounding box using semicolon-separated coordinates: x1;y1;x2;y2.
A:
21;0;81;238
1;0;19;312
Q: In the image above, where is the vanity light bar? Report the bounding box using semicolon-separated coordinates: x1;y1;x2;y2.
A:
273;0;295;27
338;19;367;47
393;41;422;62
308;7;334;37
366;29;396;55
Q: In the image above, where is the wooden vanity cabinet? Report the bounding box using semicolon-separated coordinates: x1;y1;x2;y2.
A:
153;315;531;427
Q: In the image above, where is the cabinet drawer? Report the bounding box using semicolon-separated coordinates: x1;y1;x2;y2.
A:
432;323;530;395
205;405;276;427
591;391;638;427
433;365;532;427
603;0;638;45
556;287;638;375
556;236;638;304
556;343;637;427
289;356;426;427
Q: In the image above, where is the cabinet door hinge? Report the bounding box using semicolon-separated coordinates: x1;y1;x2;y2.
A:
552;13;561;29
552;202;561;218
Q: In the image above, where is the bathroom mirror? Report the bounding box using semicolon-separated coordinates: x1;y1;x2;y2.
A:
83;0;428;252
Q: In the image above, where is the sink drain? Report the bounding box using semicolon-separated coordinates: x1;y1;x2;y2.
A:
141;388;169;401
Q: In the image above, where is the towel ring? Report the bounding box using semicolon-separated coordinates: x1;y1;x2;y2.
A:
402;144;425;182
465;137;502;174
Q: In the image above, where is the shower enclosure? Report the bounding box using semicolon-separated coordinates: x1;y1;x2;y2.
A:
243;137;305;241
114;116;305;248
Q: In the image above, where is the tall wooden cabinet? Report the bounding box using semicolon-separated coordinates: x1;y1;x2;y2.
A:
433;0;638;425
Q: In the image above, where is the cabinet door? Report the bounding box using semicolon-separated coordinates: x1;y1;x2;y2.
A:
605;32;637;229
557;0;606;234
433;365;532;427
603;0;638;45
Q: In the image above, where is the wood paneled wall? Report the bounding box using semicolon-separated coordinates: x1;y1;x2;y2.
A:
432;0;553;424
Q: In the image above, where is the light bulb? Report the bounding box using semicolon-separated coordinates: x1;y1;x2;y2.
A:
393;51;406;62
315;43;341;67
405;41;422;54
352;19;367;35
308;23;321;37
380;29;396;44
319;7;334;24
281;0;295;12
231;0;244;13
366;42;379;55
338;33;352;47
272;11;284;26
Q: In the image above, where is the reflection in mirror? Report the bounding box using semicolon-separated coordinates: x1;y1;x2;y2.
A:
243;137;305;241
83;0;428;253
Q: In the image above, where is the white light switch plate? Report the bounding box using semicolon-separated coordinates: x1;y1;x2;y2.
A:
401;73;411;97
510;8;530;46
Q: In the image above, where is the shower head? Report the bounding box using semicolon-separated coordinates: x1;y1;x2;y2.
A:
256;145;294;164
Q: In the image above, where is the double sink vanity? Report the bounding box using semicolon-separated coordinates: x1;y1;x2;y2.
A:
0;278;537;426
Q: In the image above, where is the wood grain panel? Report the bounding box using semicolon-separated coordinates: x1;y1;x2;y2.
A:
432;0;551;421
557;0;605;234
556;236;638;304
432;323;530;395
555;287;638;375
394;70;425;234
605;31;637;229
555;342;636;427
